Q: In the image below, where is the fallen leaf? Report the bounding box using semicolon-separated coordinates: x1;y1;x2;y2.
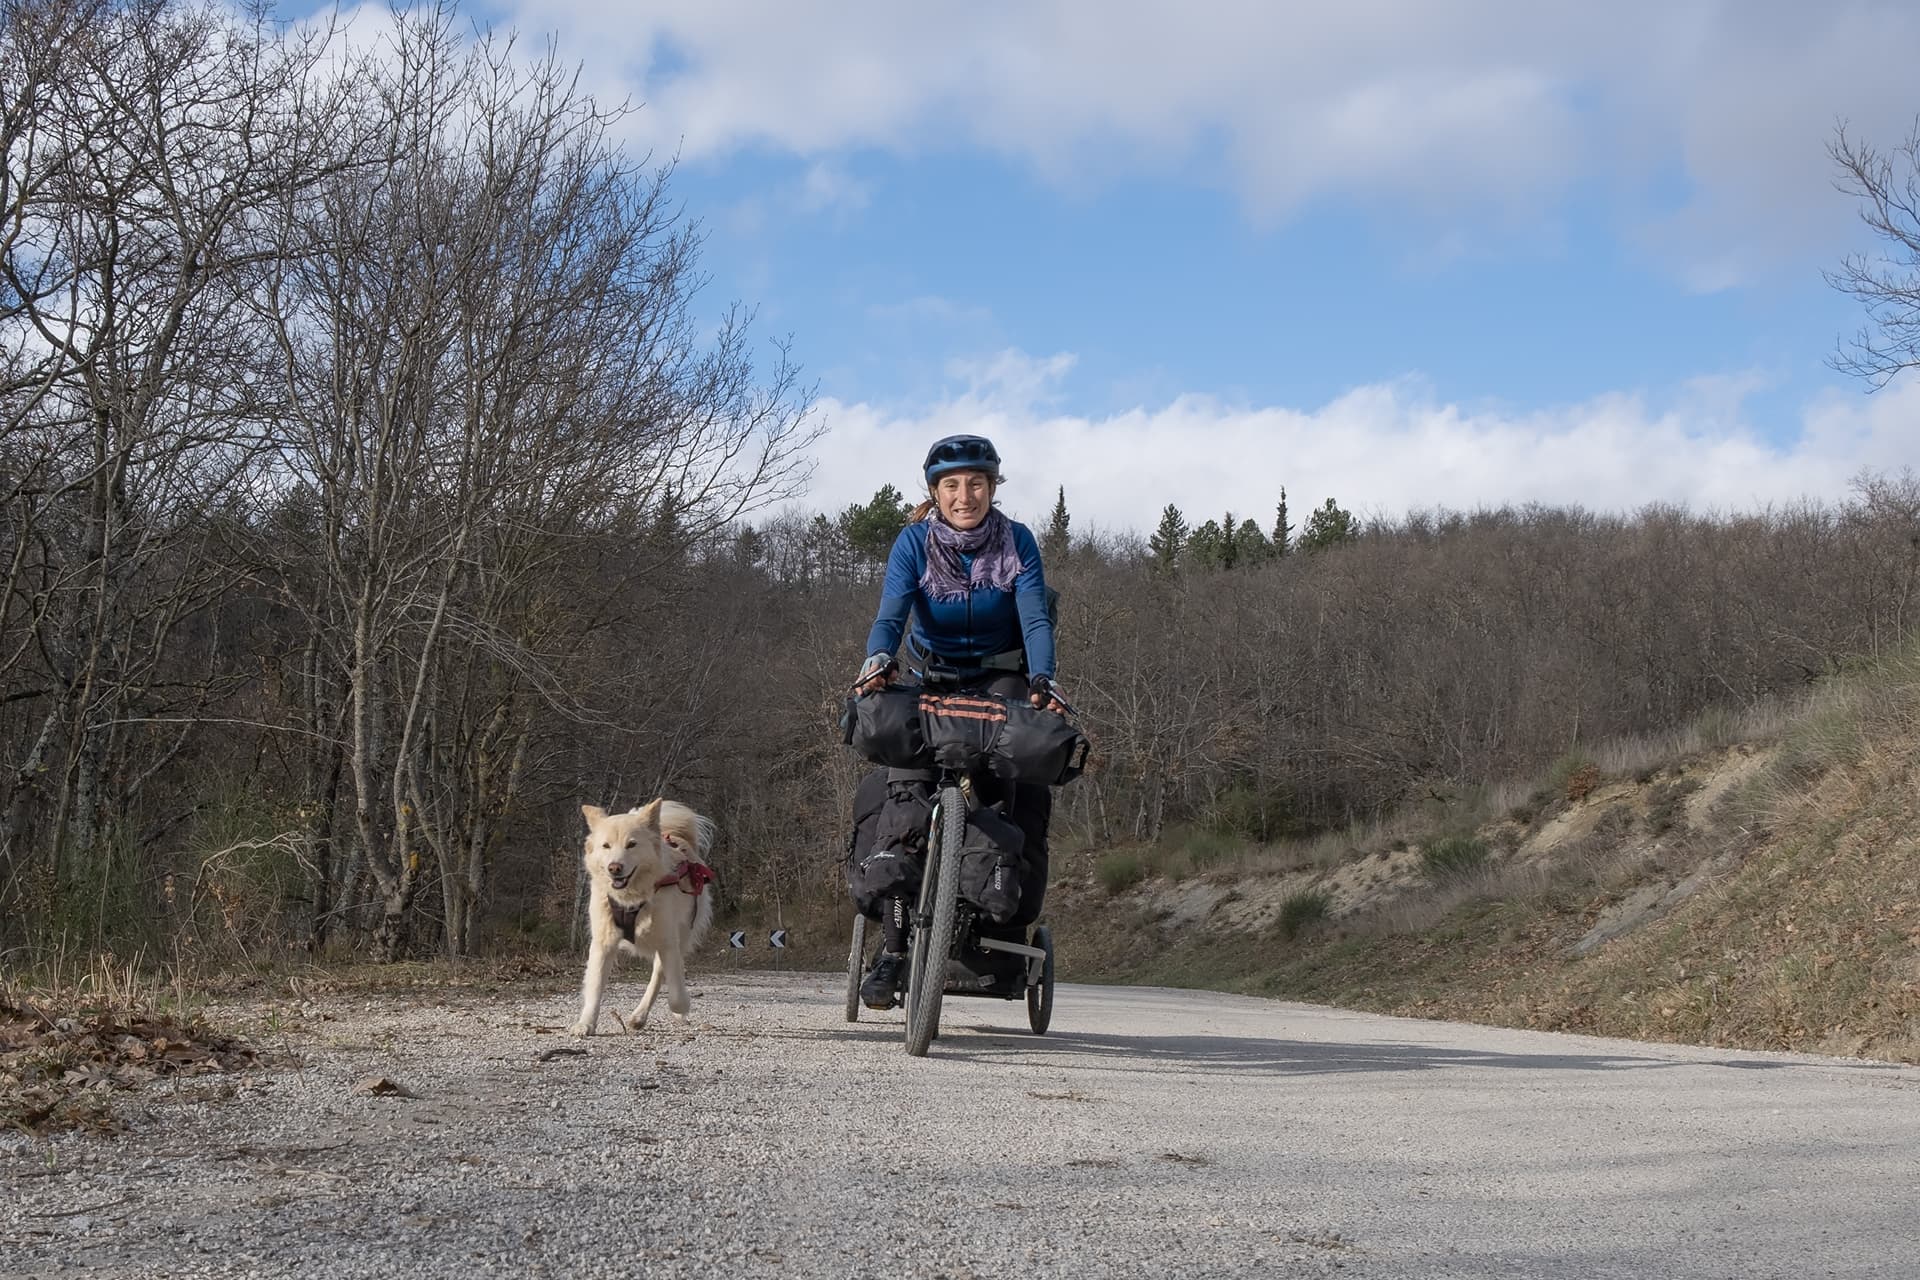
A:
353;1075;416;1098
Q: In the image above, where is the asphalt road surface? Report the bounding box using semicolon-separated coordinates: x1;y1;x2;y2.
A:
4;972;1917;1278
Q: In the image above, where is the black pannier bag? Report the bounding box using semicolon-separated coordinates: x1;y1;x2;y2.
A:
840;687;929;769
844;770;933;916
955;801;1026;924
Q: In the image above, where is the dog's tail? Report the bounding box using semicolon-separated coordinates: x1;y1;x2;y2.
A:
652;799;716;949
656;800;717;862
681;806;716;949
687;881;715;950
690;812;717;860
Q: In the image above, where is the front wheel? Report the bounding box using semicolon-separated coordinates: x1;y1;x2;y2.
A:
1027;924;1054;1035
905;784;966;1057
844;913;868;1023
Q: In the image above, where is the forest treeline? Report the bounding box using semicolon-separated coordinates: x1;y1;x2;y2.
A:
744;475;1920;876
5;0;1920;964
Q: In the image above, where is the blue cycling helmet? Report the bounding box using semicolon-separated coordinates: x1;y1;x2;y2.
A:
923;434;1002;485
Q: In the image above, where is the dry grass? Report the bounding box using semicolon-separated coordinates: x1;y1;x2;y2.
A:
1221;810;1429;879
0;950;259;1137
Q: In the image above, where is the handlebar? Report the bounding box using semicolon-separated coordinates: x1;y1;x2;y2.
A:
849;679;1076;719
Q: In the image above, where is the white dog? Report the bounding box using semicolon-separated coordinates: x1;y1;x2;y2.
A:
571;799;716;1037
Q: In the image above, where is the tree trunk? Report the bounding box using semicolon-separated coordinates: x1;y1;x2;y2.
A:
371;861;419;962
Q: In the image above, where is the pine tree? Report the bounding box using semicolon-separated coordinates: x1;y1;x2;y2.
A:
1235;518;1270;565
808;512;844;580
1148;503;1188;572
1188;518;1226;569
838;484;912;564
650;484;687;568
1043;486;1072;560
1272;487;1293;558
733;525;766;568
1298;496;1358;553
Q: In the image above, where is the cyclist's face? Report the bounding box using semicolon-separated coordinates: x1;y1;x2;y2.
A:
934;471;994;530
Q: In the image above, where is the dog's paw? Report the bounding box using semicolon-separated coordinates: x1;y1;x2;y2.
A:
568;1020;594;1038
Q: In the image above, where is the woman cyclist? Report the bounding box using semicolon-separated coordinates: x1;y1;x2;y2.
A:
849;433;1068;1008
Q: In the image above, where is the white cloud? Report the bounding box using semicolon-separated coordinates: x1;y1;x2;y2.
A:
497;0;1920;281
944;349;1077;406
795;161;872;217
794;352;1920;531
866;296;996;329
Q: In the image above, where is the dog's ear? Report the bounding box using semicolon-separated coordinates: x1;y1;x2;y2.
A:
638;799;662;831
581;804;607;827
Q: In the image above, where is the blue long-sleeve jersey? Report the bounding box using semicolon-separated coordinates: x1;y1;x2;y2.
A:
863;520;1055;679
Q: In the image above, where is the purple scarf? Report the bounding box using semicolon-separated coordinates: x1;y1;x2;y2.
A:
921;508;1023;603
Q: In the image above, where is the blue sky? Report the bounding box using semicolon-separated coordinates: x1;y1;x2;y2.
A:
369;1;1920;530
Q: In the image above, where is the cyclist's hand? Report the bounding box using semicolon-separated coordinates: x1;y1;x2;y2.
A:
1028;674;1070;716
855;652;897;694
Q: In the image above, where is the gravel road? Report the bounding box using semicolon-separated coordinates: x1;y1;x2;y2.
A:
4;971;1917;1279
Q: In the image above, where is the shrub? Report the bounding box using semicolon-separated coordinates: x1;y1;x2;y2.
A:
1154;824;1246;877
1565;763;1602;802
1096;851;1147;895
1208;784;1300;842
1692;704;1739;751
1277;888;1334;940
1544;750;1596;795
1421;835;1490;881
1182;828;1242;869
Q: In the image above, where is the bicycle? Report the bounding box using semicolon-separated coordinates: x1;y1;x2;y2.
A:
843;765;1056;1054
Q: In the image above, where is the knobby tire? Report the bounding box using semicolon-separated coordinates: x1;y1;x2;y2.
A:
844;913;867;1022
1027;924;1055;1034
905;784;966;1057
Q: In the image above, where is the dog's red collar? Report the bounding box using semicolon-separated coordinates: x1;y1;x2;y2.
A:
654;860;715;896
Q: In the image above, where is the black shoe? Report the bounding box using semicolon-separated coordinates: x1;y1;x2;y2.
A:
860;951;908;1009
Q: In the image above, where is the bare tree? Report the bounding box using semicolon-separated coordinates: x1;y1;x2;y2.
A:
1829;121;1920;388
0;0;354;926
254;7;815;957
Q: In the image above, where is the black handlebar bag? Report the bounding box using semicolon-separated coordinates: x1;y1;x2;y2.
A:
916;691;1005;774
991;698;1091;786
840;687;930;769
919;692;1091;787
843;688;1091;786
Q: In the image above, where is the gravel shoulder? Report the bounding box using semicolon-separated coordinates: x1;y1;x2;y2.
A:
4;971;1918;1279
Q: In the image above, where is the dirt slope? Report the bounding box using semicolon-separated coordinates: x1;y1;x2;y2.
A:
1048;681;1920;1063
